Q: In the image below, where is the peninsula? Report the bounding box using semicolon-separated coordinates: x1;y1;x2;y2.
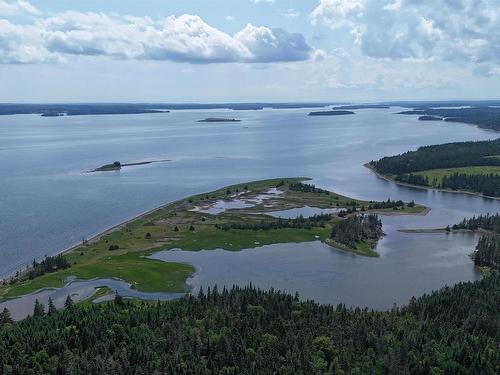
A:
91;159;170;172
0;178;426;301
368;139;500;198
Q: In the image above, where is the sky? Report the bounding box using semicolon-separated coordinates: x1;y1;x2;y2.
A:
0;0;499;103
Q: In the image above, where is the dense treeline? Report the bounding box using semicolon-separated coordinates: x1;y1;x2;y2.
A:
395;173;429;186
288;182;330;194
395;172;500;197
453;213;500;268
473;235;500;268
367;198;414;210
330;214;383;248
453;213;500;232
370;138;500;175
216;214;333;231
423;107;500;131
0;276;498;374
28;255;71;279
441;173;500;197
4;255;71;286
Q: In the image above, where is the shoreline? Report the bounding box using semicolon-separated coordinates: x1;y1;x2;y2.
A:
364;163;500;201
1;176;429;289
1;177;311;282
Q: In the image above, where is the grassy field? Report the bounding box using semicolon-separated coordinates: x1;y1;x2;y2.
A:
414;166;500;187
0;177;426;300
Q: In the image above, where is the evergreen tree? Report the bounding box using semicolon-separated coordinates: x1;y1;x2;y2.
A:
64;295;74;309
33;299;45;317
47;298;57;315
0;307;13;326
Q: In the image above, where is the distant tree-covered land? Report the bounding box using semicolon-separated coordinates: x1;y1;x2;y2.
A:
418;115;443;121
395;104;500;131
308;110;355;116
331;104;390;110
370;138;500;196
0;103;337;116
198;118;241;122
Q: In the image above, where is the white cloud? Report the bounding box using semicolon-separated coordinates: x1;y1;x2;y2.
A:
283;8;300;19
0;0;39;16
311;0;365;29
225;15;234;22
254;0;274;4
0;12;313;64
310;0;500;74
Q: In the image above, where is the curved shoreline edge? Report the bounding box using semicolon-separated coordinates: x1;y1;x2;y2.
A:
1;176;429;302
364;163;500;201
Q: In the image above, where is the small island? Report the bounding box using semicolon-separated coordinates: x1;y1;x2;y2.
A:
308;110;355;116
332;104;389;110
418;115;443;121
198;118;241;122
94;161;123;171
91;160;169;172
41;112;65;117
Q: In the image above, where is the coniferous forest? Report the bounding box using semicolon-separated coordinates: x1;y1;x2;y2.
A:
3;214;499;373
0;274;499;374
370;139;500;196
330;214;383;248
370;139;500;175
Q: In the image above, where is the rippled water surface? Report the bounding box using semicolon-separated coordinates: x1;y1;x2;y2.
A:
0;107;498;310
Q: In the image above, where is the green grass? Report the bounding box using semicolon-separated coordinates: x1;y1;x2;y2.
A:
1;177;422;300
3;251;194;298
326;239;379;257
414;166;500;187
167;226;332;251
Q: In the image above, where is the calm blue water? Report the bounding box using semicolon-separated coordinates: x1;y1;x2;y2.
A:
0;107;498;312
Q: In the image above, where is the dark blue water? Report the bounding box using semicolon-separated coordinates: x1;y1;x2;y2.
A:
0;107;498;312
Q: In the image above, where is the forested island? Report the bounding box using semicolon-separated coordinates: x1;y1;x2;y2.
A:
395;104;500;131
308;110;355;116
369;139;500;197
0;178;426;302
418;115;443;121
198;118;241;122
332;104;390;110
91;160;169;172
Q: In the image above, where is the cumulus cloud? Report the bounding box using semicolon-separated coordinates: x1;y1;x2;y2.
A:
0;12;313;64
311;0;500;74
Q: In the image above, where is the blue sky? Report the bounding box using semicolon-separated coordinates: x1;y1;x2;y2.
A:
1;0;499;102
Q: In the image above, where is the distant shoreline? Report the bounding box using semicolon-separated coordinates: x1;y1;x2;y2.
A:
364;163;500;201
